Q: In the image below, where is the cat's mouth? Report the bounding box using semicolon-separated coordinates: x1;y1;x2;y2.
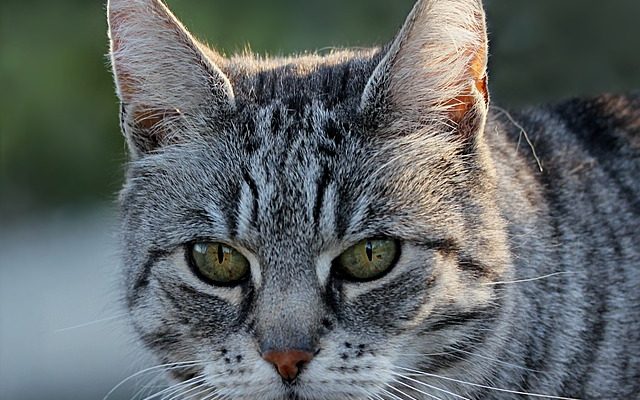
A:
283;385;308;400
283;387;300;399
285;394;305;400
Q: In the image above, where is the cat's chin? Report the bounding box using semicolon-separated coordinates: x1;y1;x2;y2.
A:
224;382;369;400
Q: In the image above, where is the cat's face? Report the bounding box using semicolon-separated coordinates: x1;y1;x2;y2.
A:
110;0;512;398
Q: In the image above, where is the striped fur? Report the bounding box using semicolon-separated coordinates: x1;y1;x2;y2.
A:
109;0;640;399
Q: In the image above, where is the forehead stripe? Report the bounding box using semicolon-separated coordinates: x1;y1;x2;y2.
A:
313;166;332;226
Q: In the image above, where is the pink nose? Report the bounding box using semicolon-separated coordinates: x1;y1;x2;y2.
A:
262;350;314;382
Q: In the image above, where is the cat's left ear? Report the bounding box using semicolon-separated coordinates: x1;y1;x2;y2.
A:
361;0;489;139
108;0;235;157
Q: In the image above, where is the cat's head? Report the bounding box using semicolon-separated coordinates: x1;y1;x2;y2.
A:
109;0;512;398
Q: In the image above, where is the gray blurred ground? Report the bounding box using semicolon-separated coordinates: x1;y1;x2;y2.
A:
0;208;154;400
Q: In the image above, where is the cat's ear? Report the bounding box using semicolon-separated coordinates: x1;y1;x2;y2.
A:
361;0;489;139
108;0;235;157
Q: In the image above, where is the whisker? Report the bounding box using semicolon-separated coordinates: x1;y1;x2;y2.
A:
144;375;206;400
443;347;543;373
386;382;425;400
391;377;448;400
390;372;470;400
483;271;576;286
198;388;222;400
376;385;408;400
396;366;581;400
54;313;128;333
103;360;206;400
395;352;453;357
132;373;170;400
162;378;209;400
493;105;543;172
399;347;541;375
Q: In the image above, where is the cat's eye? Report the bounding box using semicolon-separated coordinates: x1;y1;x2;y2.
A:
189;242;250;285
335;239;399;281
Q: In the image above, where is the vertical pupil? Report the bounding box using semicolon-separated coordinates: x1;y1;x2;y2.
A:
365;241;373;262
217;244;224;264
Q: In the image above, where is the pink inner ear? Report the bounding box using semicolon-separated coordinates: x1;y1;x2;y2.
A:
444;48;489;124
112;67;137;104
133;107;180;131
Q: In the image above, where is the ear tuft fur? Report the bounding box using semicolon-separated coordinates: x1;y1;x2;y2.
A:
108;0;235;156
361;0;489;137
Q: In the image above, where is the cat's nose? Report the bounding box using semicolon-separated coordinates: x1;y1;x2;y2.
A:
262;349;314;382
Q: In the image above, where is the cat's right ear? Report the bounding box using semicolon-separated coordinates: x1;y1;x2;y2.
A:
361;0;489;140
108;0;235;157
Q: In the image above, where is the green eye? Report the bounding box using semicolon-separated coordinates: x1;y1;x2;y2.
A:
190;242;250;285
336;239;399;281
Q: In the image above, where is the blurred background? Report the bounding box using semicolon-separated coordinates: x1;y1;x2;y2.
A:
0;0;638;399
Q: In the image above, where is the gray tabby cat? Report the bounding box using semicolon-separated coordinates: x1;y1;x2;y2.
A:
107;0;640;399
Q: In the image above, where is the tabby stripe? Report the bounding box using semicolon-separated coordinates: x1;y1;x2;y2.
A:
574;247;608;389
141;329;181;348
457;256;490;275
554;98;640;214
516;111;564;389
538;104;634;390
335;187;348;239
128;250;167;308
270;106;282;133
226;181;241;238
573;179;619;388
255;71;266;100
242;170;260;225
425;305;499;333
313;167;331;224
157;280;226;309
324;119;344;147
421;238;491;276
426;328;495;370
339;64;351;98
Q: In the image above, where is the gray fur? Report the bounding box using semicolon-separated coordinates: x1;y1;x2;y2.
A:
108;0;640;399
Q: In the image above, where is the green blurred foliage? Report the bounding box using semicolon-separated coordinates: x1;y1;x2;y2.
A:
1;0;638;218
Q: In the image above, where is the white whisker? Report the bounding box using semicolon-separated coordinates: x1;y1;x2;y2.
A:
388;382;429;400
199;388;222;400
163;379;210;400
396;366;581;400
483;271;576;286
444;347;543;373
493;105;543;172
392;377;448;400
391;372;470;400
54;313;128;333
376;385;408;400
144;375;205;400
103;360;206;400
395;352;452;357
132;373;169;400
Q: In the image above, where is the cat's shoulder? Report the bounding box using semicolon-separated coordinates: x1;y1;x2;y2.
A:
492;93;640;165
546;92;640;155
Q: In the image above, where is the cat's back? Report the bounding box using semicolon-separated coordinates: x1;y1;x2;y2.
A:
497;93;640;223
519;93;640;225
492;93;640;398
508;92;640;169
500;92;640;292
532;92;640;233
551;93;640;167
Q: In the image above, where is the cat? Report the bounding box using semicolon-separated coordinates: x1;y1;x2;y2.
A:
107;0;640;399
